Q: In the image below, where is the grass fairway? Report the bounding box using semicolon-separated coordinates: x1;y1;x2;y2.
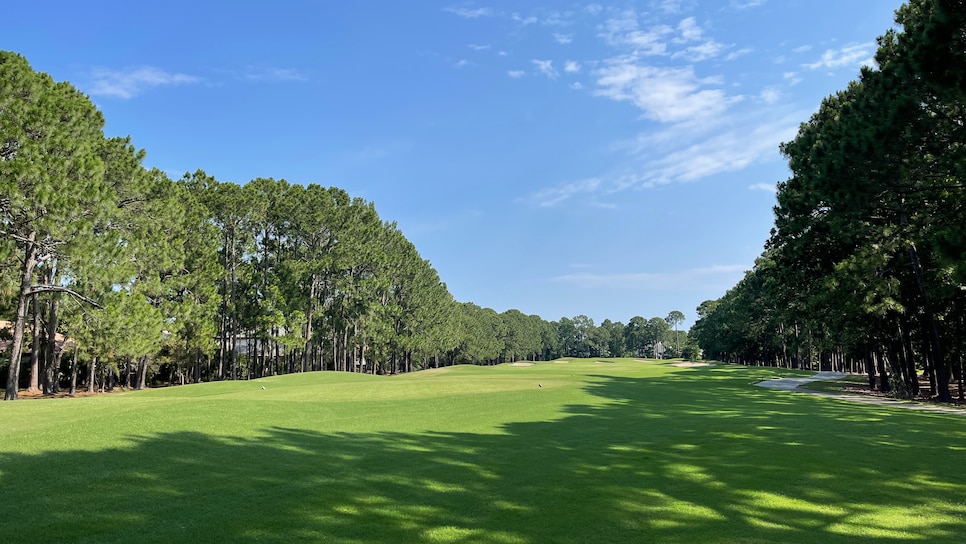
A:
2;360;965;543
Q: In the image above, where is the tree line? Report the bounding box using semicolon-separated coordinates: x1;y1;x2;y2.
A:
0;50;687;400
690;0;966;401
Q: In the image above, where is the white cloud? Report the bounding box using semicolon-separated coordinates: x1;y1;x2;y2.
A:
792;45;813;53
593;62;736;124
468;43;491;51
445;6;493;18
725;47;753;61
673;40;725;62
455;59;470;68
550;264;749;290
676;17;703;43
570;82;584;90
601;12;674;56
635;114;800;185
805;43;875;70
530;178;602;207
749;182;777;193
585;3;604;15
532;59;559;79
759;86;782;104
657;0;685;13
512;13;539;25
554;33;574;44
507;70;526;78
783;71;802;85
731;0;765;8
87;66;201;99
241;66;308;82
564;60;581;73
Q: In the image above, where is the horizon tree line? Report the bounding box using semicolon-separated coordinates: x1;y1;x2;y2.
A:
0;50;687;400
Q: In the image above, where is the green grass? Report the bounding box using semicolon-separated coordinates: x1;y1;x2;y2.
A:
2;359;965;543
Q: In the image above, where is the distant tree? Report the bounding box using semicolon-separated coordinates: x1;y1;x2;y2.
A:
666;310;685;356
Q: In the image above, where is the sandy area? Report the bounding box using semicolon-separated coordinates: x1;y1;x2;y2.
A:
672;361;712;368
511;362;534;366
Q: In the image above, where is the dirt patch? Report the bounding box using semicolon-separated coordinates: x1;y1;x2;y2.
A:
596;360;614;364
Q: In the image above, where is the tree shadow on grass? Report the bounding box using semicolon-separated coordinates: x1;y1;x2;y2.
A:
3;366;966;543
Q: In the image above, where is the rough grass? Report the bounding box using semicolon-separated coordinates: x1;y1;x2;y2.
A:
2;359;965;543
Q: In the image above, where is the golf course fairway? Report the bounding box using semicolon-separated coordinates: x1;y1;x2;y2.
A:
1;359;964;543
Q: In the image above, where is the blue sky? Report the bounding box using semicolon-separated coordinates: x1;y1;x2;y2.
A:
7;1;904;328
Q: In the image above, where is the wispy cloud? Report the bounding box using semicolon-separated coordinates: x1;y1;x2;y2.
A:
594;62;736;123
600;12;674;56
455;59;471;68
240;66;308;82
529;177;601;207
725;47;753;61
675;17;703;43
731;0;765;8
759;86;782;104
507;69;526;78
631;113;801;186
512;13;538;25
554;33;574;44
657;0;687;14
564;60;581;73
805;42;875;70
87;66;201;99
468;43;491;51
532;59;559;79
673;40;725;62
749;182;777;193
445;6;493;18
550;264;749;290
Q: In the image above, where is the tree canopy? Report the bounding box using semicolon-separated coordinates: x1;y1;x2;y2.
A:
690;0;966;401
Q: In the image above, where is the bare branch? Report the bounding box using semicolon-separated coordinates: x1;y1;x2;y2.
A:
27;284;103;309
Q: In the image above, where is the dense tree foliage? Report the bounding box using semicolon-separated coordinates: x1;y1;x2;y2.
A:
0;51;686;399
690;0;966;401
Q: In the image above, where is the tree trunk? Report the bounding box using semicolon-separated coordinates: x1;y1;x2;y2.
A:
44;293;61;394
5;234;39;401
900;199;950;401
865;348;876;389
28;292;41;393
136;357;148;390
88;356;97;393
69;350;79;396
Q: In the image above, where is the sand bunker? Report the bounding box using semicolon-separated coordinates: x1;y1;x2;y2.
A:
672;361;712;368
511;362;534;366
554;360;569;364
